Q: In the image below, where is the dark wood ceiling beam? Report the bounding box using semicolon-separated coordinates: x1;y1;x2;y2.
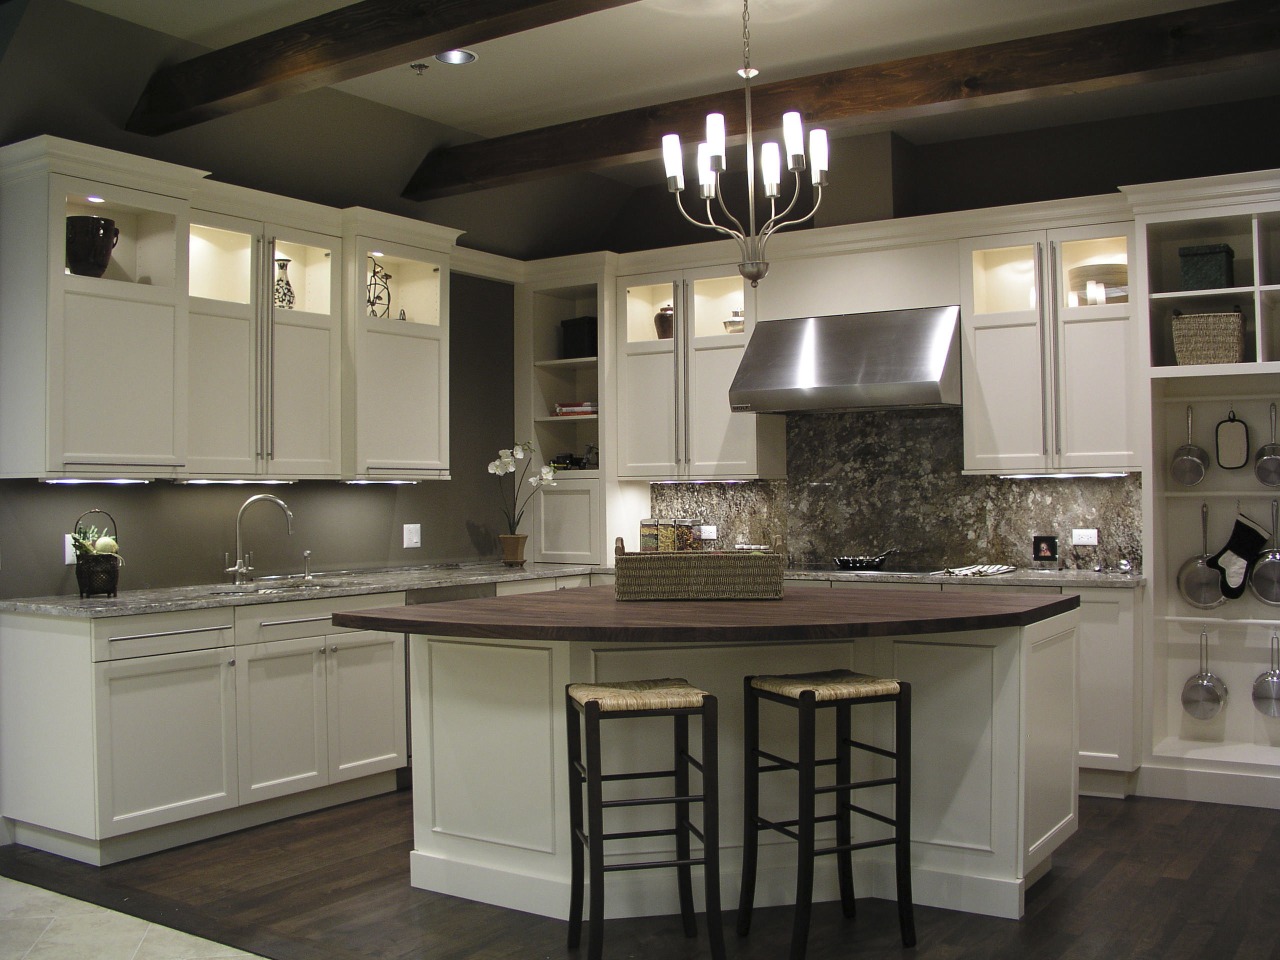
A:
125;0;645;135
403;0;1280;200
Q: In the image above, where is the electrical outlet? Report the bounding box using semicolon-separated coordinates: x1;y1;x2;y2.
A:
403;523;422;549
1072;528;1099;546
65;533;77;564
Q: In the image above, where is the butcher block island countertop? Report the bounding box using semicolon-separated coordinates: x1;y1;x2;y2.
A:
331;583;1079;642
335;584;1080;924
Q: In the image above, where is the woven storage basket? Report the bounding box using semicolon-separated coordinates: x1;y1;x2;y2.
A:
73;508;120;598
1172;312;1244;365
613;537;784;600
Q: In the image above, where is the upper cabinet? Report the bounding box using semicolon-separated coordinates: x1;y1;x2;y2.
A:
187;183;343;479
616;266;783;480
341;210;460;480
960;223;1140;474
0;137;206;478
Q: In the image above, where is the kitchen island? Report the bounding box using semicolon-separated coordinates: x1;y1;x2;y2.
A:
333;584;1079;922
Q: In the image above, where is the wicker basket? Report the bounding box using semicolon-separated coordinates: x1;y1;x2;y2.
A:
1172;312;1244;366
73;508;120;598
613;537;784;601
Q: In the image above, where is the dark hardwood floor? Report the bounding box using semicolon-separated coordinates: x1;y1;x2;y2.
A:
3;788;1280;960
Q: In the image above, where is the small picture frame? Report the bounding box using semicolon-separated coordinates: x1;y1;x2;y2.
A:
1033;535;1059;564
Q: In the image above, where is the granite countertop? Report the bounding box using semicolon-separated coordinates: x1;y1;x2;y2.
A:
0;562;595;618
784;566;1144;589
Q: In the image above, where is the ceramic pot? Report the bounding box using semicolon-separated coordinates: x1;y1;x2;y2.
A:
65;216;119;278
499;533;528;567
654;305;674;339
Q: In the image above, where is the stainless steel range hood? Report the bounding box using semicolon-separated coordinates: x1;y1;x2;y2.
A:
728;305;961;413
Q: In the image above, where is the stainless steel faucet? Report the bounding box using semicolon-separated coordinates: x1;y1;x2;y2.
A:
226;494;294;584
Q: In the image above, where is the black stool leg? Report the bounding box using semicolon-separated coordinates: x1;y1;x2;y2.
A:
835;701;856;919
701;696;727;960
736;677;760;936
585;702;606;960
674;713;697;938
895;684;917;948
566;693;585;950
789;690;817;960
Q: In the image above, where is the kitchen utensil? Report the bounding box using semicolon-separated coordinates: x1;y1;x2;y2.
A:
1250;500;1280;605
1182;628;1228;720
1178;503;1225;609
834;549;896;571
1169;406;1209;485
1216;406;1250;469
1252;631;1280;718
1256;403;1280;485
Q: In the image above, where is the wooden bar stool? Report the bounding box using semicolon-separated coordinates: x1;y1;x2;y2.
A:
565;678;725;960
737;669;915;959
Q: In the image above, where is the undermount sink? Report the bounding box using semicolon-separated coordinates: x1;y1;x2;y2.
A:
195;577;363;596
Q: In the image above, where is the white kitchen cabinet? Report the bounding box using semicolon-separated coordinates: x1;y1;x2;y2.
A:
616;267;783;479
235;594;407;804
342;210;460;479
961;224;1140;474
187;184;342;478
0;136;206;478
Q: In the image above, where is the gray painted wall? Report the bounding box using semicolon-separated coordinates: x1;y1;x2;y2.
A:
0;273;514;599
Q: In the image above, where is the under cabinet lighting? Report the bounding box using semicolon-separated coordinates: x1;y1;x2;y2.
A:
998;472;1130;480
42;477;149;485
176;479;296;485
85;196;105;204
342;479;420;485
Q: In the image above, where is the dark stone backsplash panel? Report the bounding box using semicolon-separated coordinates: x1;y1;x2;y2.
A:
650;408;1142;572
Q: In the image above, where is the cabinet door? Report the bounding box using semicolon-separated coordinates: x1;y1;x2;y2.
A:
686;271;757;477
325;630;406;783
236;635;329;803
535;475;600;563
617;274;679;477
93;648;237;837
960;232;1051;472
1075;588;1139;773
265;226;342;478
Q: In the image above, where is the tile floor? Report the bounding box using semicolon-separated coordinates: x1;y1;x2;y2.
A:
0;877;266;960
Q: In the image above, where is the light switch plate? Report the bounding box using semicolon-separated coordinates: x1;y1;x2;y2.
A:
1072;528;1099;546
65;534;77;564
403;524;421;549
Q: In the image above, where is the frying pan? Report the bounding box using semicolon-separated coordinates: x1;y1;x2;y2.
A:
1170;406;1209;486
1182;628;1228;720
1252;631;1280;718
1256;403;1280;486
1250;500;1280;606
1178;502;1225;609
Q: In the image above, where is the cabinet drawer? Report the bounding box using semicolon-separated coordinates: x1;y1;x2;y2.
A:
236;592;404;644
92;608;235;662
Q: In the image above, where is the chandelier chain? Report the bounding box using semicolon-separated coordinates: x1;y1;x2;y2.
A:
742;0;751;74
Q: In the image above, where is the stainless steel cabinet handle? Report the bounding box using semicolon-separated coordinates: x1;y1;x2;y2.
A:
1049;241;1063;457
257;615;334;628
1034;241;1049;458
109;624;233;642
682;280;692;466
266;236;278;461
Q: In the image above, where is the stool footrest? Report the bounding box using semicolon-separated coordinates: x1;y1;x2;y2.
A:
847;737;897;761
601;792;704;810
816;836;897;857
603;855;710;874
600;767;676;783
814;775;898;796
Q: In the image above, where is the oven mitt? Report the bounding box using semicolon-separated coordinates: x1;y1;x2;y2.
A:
1208;513;1269;598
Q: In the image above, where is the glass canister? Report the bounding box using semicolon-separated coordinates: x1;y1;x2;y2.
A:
656;519;677;552
674;518;699;551
639;519;659;552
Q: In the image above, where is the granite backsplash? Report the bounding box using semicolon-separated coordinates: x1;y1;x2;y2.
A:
649;408;1142;572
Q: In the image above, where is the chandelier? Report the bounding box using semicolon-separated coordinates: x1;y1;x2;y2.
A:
661;0;829;286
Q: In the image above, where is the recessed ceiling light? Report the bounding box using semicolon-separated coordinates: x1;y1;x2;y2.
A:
435;49;476;65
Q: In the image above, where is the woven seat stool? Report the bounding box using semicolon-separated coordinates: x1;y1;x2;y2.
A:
565;678;725;960
737;669;915;960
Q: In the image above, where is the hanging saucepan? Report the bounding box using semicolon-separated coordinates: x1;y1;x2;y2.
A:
1182;628;1229;720
1256;403;1280;486
1252;631;1280;718
1249;500;1280;606
1178;502;1225;609
1170;406;1209;486
834;549;896;571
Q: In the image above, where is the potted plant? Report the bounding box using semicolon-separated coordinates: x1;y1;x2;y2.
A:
71;509;122;598
488;442;556;566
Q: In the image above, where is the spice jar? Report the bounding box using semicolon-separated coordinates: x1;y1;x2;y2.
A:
656;519;677;552
639;519;659;552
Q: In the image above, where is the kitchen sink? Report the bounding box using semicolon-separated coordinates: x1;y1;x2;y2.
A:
193;577;365;596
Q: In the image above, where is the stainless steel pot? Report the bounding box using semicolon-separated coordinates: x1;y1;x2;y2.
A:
1182;628;1228;720
1256;403;1280;486
1250;500;1280;606
1170;406;1209;486
1252;631;1280;718
1178;503;1225;609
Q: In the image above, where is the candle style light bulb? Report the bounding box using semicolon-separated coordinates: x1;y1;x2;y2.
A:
783;111;805;170
809;128;829;185
705;113;727;172
760;142;781;198
697;142;716;199
662;134;685;192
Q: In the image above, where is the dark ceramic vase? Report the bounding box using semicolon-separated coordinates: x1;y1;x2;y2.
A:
654;305;675;339
65;216;119;278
